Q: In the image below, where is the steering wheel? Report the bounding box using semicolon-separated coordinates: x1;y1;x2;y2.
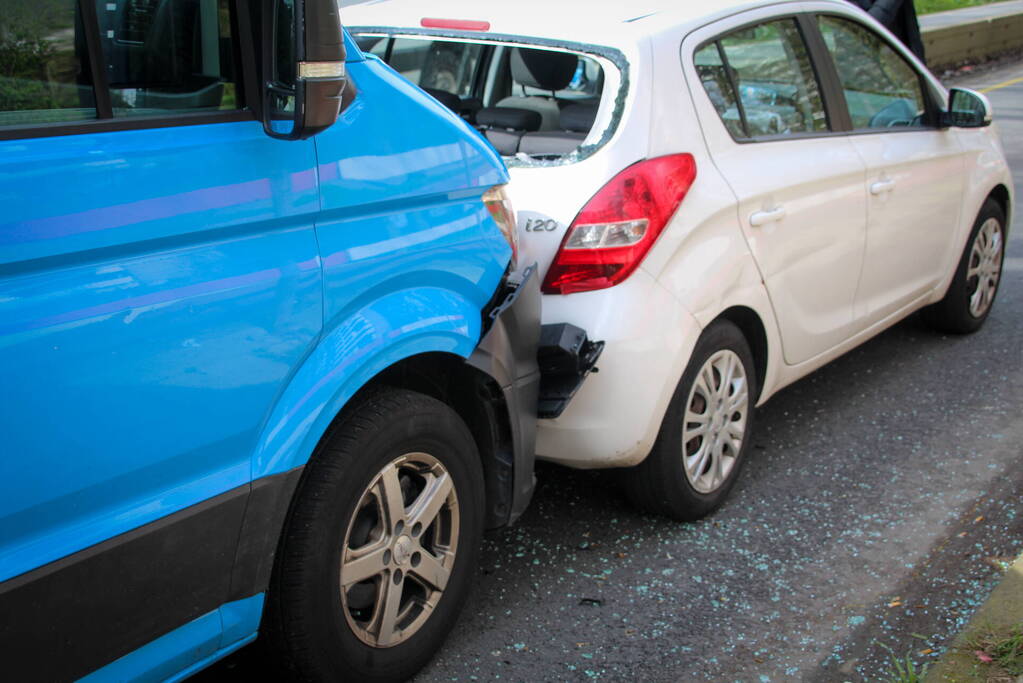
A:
869;98;918;129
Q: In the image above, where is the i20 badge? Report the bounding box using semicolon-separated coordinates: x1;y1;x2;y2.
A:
523;217;561;232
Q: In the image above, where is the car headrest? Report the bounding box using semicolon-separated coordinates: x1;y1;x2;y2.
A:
560;103;598;132
511;48;578;92
423;87;461;112
476;106;542;132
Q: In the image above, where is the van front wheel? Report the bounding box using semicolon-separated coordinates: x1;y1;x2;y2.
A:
265;389;484;682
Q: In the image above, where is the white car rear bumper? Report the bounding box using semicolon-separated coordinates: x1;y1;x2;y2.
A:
535;269;702;469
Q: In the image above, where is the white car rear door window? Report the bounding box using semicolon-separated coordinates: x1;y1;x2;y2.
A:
718;19;828;137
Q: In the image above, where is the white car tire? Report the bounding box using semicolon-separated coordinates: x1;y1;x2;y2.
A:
624;320;757;521
923;198;1006;334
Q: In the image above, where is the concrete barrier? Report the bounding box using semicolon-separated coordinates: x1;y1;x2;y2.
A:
923;6;1023;71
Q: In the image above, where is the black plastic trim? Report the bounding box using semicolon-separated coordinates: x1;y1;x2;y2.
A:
228;0;249;112
305;0;346;63
0;110;257;141
537;323;604;419
0;468;302;681
228;468;305;601
796;13;848;132
715;40;748;138
468;265;542;526
79;0;112;118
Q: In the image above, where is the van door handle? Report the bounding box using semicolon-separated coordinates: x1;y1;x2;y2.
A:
749;206;786;227
870;178;896;195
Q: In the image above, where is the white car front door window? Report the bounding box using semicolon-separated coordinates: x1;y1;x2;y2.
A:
816;14;966;324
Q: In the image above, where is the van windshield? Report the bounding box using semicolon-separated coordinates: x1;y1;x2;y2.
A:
353;33;621;165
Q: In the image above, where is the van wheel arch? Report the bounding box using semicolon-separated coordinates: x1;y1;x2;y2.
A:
309;352;514;530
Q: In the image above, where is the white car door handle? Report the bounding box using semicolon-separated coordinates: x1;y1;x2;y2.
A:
870;179;896;195
749;206;786;227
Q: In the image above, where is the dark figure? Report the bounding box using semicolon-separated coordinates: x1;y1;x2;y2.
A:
849;0;926;60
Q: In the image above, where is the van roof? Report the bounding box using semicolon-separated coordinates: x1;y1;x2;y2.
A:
344;0;806;46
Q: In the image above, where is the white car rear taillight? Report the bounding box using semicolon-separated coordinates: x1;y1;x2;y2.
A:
542;154;697;295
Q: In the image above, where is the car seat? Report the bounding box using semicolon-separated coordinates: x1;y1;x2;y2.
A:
475;107;543;155
518;103;597;156
496;47;578;131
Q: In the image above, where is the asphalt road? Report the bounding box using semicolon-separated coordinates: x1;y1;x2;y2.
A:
203;62;1023;682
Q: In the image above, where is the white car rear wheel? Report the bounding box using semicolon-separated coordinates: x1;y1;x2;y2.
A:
624;320;757;521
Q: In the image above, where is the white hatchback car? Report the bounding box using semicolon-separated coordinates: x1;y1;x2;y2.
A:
347;0;1013;520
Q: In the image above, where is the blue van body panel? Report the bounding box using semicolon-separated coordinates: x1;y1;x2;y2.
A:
0;122;322;584
80;594;264;683
247;57;514;479
319;58;506;205
343;29;366;63
79;610;221;683
164;634;258;683
218;593;266;649
252;287;483;478
0;25;527;683
0;122;319;266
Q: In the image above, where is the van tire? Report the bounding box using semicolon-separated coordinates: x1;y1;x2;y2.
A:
624;320;756;522
264;388;484;682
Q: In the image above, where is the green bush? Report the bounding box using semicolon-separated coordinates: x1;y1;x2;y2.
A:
0;0;84;111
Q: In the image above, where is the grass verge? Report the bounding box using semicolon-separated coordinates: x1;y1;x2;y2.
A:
916;0;1007;15
927;554;1023;681
964;623;1023;676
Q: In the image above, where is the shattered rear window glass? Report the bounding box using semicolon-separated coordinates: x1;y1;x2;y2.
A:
352;32;627;166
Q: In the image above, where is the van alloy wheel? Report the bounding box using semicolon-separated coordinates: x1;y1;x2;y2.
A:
341;452;460;648
264;389;483;681
967;217;1003;318
682;350;749;494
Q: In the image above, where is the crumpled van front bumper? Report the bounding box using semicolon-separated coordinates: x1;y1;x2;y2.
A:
469;264;602;527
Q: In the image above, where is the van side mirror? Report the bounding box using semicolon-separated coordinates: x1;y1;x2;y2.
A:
942;88;992;129
263;0;347;140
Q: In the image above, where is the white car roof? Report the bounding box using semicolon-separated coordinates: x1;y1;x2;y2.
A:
343;0;807;47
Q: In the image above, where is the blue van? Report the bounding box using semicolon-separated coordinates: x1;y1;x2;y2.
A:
0;0;583;680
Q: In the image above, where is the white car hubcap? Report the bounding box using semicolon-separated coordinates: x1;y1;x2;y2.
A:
682;350;749;494
967;217;1003;318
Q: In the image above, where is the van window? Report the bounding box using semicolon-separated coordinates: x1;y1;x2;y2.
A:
700;19;828;138
0;0;98;126
1;0;241;133
93;0;239;116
